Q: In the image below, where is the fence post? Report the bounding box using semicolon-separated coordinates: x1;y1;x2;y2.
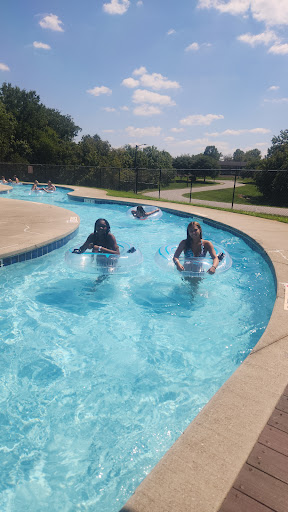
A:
134;167;138;194
118;168;121;190
231;172;237;209
158;168;162;199
189;177;193;203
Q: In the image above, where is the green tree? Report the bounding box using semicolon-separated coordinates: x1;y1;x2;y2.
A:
0;83;81;164
0;100;16;161
267;129;288;157
233;149;245;161
190;154;220;182
254;131;288;205
45;108;81;142
77;134;111;167
203;145;222;161
173;154;195;172
142;145;173;169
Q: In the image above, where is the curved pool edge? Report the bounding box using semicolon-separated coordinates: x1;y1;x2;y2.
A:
62;186;288;512
0;196;80;264
1;184;288;511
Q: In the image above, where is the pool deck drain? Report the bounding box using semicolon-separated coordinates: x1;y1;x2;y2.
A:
1;183;288;512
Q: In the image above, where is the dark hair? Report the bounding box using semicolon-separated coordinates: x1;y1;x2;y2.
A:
137;206;146;216
185;221;202;251
94;218;111;234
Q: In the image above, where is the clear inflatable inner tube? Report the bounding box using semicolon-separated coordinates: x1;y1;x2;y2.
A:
154;243;232;277
65;241;143;275
127;205;163;221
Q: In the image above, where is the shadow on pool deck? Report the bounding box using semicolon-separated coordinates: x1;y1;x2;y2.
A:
1;183;288;512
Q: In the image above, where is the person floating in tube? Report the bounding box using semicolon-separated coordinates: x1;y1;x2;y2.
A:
42;180;56;192
73;218;119;256
131;205;160;219
173;221;219;275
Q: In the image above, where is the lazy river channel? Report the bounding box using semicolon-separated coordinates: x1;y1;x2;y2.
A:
0;185;276;511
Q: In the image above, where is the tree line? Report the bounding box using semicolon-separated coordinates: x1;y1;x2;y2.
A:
0;83;287;204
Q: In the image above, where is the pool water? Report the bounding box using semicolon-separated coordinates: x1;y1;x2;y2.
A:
0;186;276;511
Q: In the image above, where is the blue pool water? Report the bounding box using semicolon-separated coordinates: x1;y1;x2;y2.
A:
1;185;276;511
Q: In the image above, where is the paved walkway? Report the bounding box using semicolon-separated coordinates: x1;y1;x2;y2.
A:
144;182;288;216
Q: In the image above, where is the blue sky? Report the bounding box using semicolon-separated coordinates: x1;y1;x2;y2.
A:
1;0;288;157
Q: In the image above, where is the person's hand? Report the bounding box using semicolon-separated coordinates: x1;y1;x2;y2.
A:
208;266;216;274
92;245;101;253
176;263;184;272
72;248;80;254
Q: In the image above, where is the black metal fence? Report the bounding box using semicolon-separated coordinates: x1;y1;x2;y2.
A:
0;162;287;217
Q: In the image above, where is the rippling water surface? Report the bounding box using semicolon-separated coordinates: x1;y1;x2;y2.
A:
0;185;276;511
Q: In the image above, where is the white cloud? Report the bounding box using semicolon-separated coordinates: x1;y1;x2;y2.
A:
177;137;231;154
33;41;51;50
185;42;211;52
167;29;176;35
237;30;279;47
103;107;116;112
121;77;140;88
264;97;288;103
137;1;143;6
252;0;288;26
206;127;271;136
132;89;175;106
268;85;279;91
185;42;200;52
133;66;147;76
103;0;130;15
164;136;175;142
102;129;115;133
180;114;224;126
120;105;129;111
125;125;162;137
179;137;211;146
268;43;288;54
197;0;288;27
171;127;184;132
0;63;10;71
133;105;162;116
39;14;64;32
123;71;180;90
87;86;112;96
140;72;180;90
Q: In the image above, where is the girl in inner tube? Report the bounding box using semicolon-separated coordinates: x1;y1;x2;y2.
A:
173;221;219;275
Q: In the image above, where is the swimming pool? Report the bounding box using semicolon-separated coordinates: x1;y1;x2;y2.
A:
0;185;276;511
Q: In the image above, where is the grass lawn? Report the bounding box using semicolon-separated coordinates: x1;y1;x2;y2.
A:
142;178;221;192
183;183;269;205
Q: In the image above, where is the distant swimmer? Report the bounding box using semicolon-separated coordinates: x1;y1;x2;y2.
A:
131;205;160;219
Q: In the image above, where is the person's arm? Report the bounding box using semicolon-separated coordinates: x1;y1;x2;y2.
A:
204;241;219;274
173;240;185;271
131;210;137;217
92;233;120;255
73;234;94;254
145;209;160;217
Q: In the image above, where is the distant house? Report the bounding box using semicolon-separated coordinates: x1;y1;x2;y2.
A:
220;160;246;173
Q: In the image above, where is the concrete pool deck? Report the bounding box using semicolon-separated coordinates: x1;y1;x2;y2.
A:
1;183;288;511
0;187;80;261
